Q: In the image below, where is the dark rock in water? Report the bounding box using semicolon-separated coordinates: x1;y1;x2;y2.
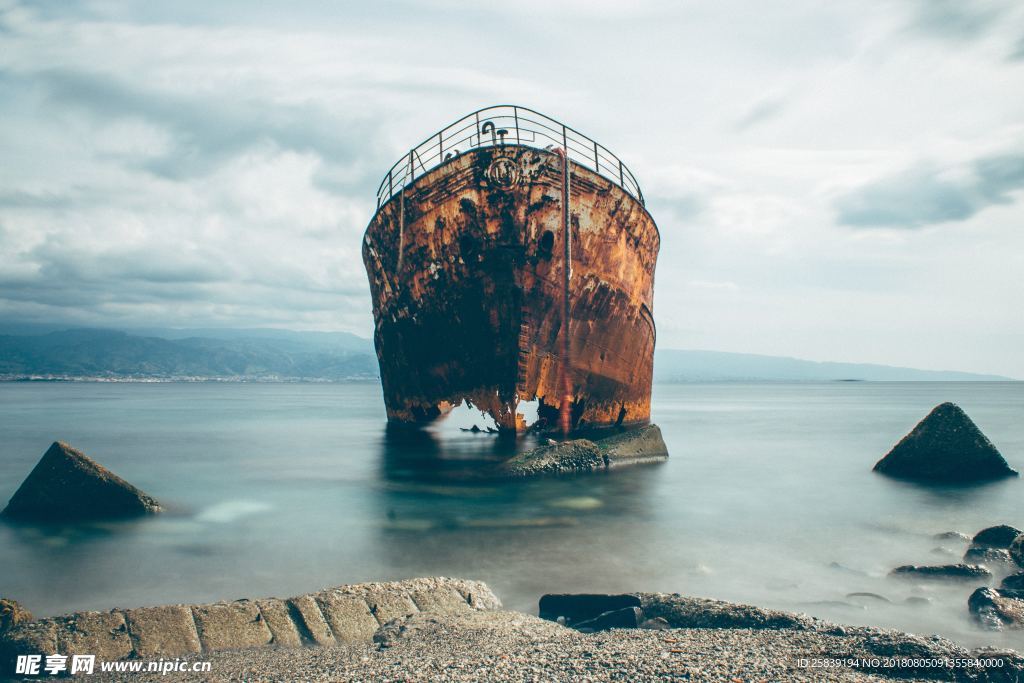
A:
932;531;971;543
889;564;992;581
963;547;1014;568
1002;573;1024;591
597;424;669;467
0;599;32;635
538;594;641;626
2;441;161;521
499;439;604;478
969;587;1024;630
972;525;1023;549
872;403;1017;483
573;607;643;632
499;425;668;478
827;562;868;576
1011;534;1024;569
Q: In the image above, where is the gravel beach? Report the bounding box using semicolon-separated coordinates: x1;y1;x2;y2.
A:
89;610;1022;683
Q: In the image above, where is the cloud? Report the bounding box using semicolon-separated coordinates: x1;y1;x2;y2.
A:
0;189;74;209
734;96;788;131
649;193;704;221
906;0;1007;42
31;68;383;183
834;150;1024;229
1013;36;1024;60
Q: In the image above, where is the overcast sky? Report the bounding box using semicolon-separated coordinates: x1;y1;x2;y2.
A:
1;0;1022;376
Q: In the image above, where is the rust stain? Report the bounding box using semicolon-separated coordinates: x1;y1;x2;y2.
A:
362;146;660;433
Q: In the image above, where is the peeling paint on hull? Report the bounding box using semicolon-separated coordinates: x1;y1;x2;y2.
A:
363;146;659;433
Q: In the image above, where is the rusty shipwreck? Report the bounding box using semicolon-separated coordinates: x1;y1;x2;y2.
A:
362;106;659;434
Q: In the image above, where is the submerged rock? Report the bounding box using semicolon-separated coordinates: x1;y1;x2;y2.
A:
972;525;1023;549
1003;573;1024;591
846;592;891;603
933;531;971;543
969;587;1024;630
498;424;668;478
0;599;32;635
2;442;161;521
873;403;1017;483
498;439;604;478
597;424;669;467
889;564;992;581
963;547;1014;568
1011;534;1024;569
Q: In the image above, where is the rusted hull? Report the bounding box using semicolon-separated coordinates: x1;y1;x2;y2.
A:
362;146;659;432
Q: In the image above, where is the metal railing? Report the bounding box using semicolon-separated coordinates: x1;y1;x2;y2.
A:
375;105;645;210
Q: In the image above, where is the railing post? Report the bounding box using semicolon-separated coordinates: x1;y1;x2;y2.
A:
593;141;599;172
438;132;443;162
562;125;567;161
619;160;624;186
513;106;520;145
409;150;414;181
388;171;393;199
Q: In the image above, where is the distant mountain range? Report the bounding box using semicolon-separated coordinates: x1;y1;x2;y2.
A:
652;349;1012;382
0;326;1013;382
0;327;378;380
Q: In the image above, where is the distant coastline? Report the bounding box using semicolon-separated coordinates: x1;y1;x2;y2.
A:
0;326;1016;383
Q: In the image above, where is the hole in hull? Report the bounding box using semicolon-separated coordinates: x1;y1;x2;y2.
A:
517;398;540;428
435;399;499;434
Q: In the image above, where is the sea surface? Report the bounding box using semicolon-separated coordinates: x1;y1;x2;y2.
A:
0;381;1021;648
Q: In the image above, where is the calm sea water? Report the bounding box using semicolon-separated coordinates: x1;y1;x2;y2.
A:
0;381;1021;648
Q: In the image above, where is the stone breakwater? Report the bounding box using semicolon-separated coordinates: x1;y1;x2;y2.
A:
83;593;1024;683
0;578;499;667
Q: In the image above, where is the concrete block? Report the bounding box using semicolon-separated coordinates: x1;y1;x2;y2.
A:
314;592;378;643
408;587;472;614
450;579;502;610
54;611;133;661
124;605;201;657
285;596;334;646
191;600;271;652
255;599;302;649
362;590;419;625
